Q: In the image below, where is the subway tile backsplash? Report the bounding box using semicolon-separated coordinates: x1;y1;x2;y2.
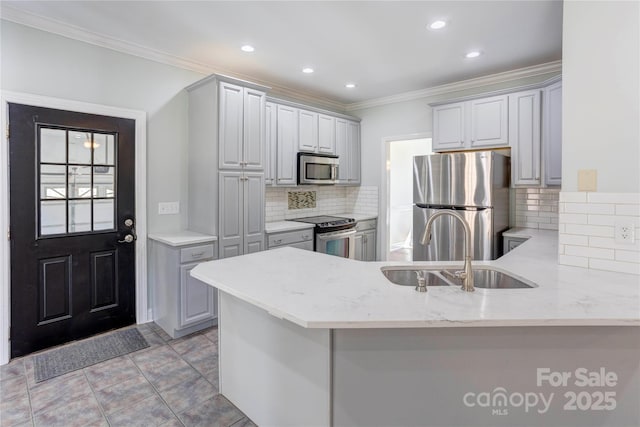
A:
558;192;640;275
514;188;560;230
265;186;378;222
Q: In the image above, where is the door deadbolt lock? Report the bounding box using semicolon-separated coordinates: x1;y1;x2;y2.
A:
124;219;134;227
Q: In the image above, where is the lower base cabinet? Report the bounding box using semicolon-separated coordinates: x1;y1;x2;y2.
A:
503;236;528;254
150;238;218;339
266;227;314;250
354;219;377;261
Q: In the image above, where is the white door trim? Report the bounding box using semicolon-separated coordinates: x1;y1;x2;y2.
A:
1;91;149;365
381;132;432;261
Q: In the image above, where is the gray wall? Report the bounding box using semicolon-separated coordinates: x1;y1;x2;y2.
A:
1;20;206;233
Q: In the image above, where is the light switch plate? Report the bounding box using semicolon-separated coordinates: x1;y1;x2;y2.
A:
158;201;180;215
577;169;597;192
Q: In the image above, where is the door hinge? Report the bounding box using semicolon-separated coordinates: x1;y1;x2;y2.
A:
5;123;9;140
6;229;10;241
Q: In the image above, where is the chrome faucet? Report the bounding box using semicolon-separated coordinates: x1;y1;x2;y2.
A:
420;210;475;292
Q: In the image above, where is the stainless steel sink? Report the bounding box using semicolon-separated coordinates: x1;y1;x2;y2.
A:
440;266;537;289
380;267;450;287
381;266;537;289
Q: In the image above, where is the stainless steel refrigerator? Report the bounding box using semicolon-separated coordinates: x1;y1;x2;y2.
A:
413;151;510;261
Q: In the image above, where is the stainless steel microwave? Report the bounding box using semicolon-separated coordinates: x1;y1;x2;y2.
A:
297;153;339;185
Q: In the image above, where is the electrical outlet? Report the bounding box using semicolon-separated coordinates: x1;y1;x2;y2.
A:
158;202;180;215
615;222;635;244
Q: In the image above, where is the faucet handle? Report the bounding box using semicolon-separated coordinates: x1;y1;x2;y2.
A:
415;271;427;292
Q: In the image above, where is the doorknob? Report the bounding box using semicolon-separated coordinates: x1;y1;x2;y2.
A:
118;234;135;243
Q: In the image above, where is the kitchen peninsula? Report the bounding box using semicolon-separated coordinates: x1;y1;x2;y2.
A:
191;232;640;427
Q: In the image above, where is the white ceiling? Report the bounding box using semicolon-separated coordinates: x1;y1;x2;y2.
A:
1;1;563;106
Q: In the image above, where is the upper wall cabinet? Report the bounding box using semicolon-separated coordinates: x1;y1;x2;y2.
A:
509;90;542;186
431;77;562;188
432;95;508;151
543;81;562;186
335;118;361;185
264;102;277;185
267;98;360;187
218;81;266;170
275;104;298;186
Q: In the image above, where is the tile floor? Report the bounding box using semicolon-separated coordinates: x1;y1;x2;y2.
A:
0;323;255;427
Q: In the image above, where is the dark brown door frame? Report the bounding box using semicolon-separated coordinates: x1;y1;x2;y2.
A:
0;92;149;364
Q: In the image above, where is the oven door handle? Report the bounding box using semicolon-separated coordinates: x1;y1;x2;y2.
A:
316;229;357;241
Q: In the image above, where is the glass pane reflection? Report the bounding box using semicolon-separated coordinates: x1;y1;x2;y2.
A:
68;200;91;232
93;199;114;231
40;128;66;164
68;131;92;164
68;166;93;198
93;134;115;165
40;165;66;199
40;201;66;235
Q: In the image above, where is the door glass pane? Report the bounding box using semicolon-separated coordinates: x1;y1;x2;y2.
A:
93;199;114;231
40;165;67;199
68;131;92;164
94;134;115;165
68;200;91;232
68;166;93;198
94;166;114;197
41;201;66;235
40;128;66;163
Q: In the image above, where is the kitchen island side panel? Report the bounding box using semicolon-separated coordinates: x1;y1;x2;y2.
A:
332;327;640;427
218;292;331;427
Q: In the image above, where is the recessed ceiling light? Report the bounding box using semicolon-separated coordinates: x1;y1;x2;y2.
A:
465;51;481;59
302;67;314;74
345;83;357;89
429;20;447;30
241;45;255;52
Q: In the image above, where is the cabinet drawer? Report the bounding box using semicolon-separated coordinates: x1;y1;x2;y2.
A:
267;229;314;248
180;244;215;263
356;219;377;232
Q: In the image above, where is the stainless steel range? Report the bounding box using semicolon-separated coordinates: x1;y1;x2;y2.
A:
289;215;357;259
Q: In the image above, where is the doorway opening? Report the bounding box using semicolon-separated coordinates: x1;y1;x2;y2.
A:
387;138;432;261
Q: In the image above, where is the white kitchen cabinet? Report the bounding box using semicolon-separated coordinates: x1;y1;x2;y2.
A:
276;104;298;186
219;171;265;258
266;227;314;251
509;89;542;186
150;237;217;339
318;114;336;154
432;102;466;151
469;95;509;148
218;81;266;171
432;96;508;151
335;119;361;185
543;81;562;186
187;75;269;237
347;121;361;184
264;102;276;185
354;219;377;261
298;109;318;153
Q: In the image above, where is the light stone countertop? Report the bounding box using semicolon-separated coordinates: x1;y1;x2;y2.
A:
502;227;552;239
191;230;640;329
148;231;217;247
264;221;315;234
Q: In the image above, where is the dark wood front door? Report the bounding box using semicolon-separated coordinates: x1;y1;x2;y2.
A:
9;103;136;358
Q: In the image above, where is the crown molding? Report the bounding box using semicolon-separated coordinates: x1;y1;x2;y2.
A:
1;5;560;114
344;60;562;111
0;5;347;112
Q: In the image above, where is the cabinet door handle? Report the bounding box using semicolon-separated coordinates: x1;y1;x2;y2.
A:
191;252;205;258
302;234;310;240
273;239;283;244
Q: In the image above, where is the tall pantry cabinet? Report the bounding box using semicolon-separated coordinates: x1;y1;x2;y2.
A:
186;75;269;259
